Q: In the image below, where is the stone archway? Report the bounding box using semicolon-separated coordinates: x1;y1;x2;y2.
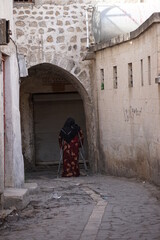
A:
20;62;97;173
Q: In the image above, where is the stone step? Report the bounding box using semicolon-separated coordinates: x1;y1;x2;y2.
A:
1;183;38;210
1;188;29;210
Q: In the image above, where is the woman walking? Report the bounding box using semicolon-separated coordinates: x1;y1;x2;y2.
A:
59;117;84;177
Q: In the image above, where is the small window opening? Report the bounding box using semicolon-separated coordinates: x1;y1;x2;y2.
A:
148;56;151;85
14;0;34;3
141;59;144;86
100;69;104;90
128;63;133;88
113;66;118;89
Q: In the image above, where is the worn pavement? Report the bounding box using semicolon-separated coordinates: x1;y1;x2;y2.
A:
0;170;160;240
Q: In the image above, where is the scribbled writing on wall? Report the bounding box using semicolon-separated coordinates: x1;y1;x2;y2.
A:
123;106;142;122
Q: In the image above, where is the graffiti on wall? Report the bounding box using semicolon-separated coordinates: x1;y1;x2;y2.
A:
123;106;142;122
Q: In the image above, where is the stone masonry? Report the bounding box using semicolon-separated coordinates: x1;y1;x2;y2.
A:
13;0;94;94
13;0;143;94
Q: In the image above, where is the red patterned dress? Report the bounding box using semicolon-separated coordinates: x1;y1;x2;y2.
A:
59;129;83;177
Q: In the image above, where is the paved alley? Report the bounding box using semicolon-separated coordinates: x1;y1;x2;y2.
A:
0;171;160;240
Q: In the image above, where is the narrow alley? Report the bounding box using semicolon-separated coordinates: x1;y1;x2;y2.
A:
1;1;160;239
0;170;160;240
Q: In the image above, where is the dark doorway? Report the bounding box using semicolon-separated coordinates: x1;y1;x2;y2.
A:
20;63;94;171
33;92;88;165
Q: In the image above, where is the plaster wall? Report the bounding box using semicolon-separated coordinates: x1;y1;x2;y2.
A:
0;0;13;194
5;54;24;187
0;54;4;194
0;0;24;188
94;24;160;185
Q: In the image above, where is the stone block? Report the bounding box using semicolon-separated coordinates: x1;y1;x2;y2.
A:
70;35;77;43
18;16;28;20
64;7;69;11
55;11;60;16
1;188;29;210
36;16;43;20
57;20;63;26
29;21;38;27
25;10;30;14
47;35;53;42
67;27;74;32
15;21;25;27
78;70;87;81
59;28;64;34
39;21;47;27
48;28;55;32
46;11;53;15
56;36;64;43
16;29;24;38
65;21;70;25
39;28;44;34
76;27;82;32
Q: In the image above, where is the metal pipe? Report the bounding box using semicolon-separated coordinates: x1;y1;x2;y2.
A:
85;6;93;48
86;10;89;48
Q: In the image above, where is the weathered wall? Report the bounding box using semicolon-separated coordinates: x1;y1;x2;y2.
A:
4;54;24;187
0;0;13;193
13;0;155;174
0;53;4;194
93;20;160;185
0;0;24;189
13;0;146;95
14;0;99;170
13;0;93;93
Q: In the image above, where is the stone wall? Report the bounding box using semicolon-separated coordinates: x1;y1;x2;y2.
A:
13;0;94;95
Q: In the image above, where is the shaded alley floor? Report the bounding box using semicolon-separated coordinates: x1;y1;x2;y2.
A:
0;170;160;240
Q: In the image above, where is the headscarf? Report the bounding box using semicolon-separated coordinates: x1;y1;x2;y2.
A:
59;117;80;143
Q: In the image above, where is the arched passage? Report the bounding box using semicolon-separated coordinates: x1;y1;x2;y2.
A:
20;63;97;172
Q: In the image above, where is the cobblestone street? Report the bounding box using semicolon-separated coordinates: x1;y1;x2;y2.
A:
0;171;160;240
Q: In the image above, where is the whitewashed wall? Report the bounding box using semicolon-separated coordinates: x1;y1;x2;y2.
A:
0;0;24;189
0;53;4;194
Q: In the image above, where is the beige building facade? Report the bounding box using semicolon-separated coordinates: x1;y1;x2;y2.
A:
89;12;160;185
